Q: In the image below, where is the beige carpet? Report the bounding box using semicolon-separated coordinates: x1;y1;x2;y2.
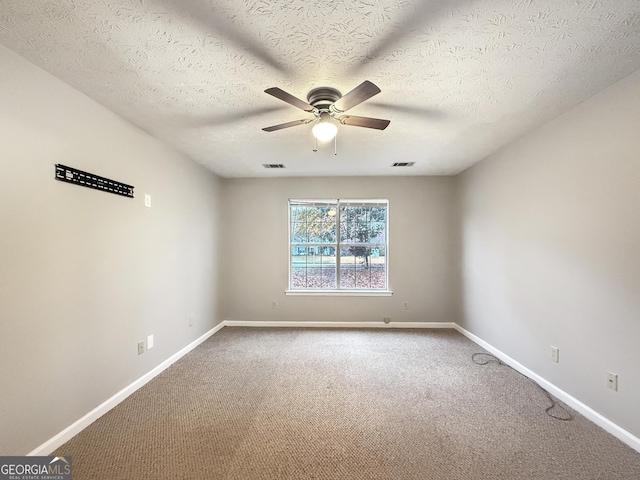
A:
55;328;640;479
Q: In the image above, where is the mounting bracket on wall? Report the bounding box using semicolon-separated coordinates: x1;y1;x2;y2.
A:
55;164;134;198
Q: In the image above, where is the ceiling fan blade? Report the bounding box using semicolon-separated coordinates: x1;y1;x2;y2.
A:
262;119;311;132
338;115;390;130
331;81;381;113
265;88;316;112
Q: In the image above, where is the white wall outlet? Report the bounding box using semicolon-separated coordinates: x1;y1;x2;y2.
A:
272;300;277;309
137;342;144;355
189;316;194;327
383;317;391;324
550;346;559;363
402;302;409;310
147;334;154;350
144;194;151;208
607;373;618;391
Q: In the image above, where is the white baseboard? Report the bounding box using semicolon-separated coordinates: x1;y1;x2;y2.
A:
454;324;640;454
223;320;456;329
29;320;639;456
28;322;225;456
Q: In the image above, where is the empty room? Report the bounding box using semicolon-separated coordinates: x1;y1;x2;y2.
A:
1;1;639;479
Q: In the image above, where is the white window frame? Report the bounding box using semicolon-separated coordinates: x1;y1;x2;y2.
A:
286;198;392;296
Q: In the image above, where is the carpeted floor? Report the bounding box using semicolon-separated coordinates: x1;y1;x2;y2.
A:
55;327;640;479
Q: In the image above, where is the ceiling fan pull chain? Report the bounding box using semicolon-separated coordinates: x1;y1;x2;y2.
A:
313;135;318;152
334;133;337;156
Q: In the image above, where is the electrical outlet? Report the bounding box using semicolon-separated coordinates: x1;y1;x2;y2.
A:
272;300;277;309
144;194;151;208
137;342;144;355
607;373;618;391
402;302;409;310
189;316;194;327
147;334;154;350
383;317;391;324
551;346;559;363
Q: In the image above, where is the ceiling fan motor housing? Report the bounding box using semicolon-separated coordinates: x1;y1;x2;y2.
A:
262;81;389;133
307;87;342;110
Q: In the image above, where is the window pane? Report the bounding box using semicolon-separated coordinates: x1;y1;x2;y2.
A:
291;222;307;243
291;267;306;288
369;222;386;243
339;206;351;222
318;206;337;223
339;247;385;289
324;210;337;225
291;246;337;289
340;206;387;244
339;248;356;289
291;246;307;288
291;207;337;243
290;206;306;224
315;246;336;289
321;266;336;288
368;249;386;288
339;218;348;243
325;222;337;241
340;220;365;243
356;222;369;242
307;222;336;243
307;222;323;243
370;207;386;222
355;266;371;288
291;200;387;291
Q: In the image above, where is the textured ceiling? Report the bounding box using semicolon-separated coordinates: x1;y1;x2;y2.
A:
1;0;639;177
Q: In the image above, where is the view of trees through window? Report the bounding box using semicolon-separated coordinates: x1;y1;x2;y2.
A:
290;200;388;290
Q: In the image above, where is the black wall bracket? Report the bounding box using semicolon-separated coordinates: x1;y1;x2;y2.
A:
55;164;134;198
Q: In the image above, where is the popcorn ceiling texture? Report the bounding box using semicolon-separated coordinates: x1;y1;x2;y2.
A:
1;0;639;177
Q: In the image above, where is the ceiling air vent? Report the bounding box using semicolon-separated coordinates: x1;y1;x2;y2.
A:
392;162;415;167
262;164;285;169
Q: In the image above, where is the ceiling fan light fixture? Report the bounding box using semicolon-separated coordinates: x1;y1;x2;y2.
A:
312;112;337;142
262;82;388;147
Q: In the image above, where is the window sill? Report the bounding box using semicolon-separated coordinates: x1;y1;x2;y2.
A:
285;290;393;297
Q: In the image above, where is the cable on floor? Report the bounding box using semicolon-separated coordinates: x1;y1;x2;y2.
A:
471;352;573;421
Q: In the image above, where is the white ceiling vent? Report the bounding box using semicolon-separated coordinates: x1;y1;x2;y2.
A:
391;162;415;167
262;164;286;169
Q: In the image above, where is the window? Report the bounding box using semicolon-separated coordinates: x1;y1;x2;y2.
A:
289;199;389;293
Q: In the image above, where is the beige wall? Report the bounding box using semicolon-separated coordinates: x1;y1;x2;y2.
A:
0;45;224;455
458;69;640;438
220;176;460;324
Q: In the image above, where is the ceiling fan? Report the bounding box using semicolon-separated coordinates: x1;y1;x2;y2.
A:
261;81;390;142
